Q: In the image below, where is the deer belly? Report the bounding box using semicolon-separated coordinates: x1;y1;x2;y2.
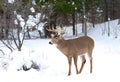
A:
76;48;88;55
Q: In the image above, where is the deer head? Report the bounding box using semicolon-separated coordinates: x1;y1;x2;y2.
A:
46;24;66;36
49;34;63;45
46;24;65;45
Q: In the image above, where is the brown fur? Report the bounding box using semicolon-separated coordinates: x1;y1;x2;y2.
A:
49;35;94;76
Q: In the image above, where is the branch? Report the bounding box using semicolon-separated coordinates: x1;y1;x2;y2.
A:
0;49;5;55
0;40;13;52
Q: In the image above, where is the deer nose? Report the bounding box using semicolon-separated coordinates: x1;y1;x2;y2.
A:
49;41;53;45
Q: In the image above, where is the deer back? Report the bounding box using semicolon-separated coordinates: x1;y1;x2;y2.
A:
56;36;94;57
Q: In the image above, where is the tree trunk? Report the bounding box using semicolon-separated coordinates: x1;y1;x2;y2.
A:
27;26;31;39
104;0;108;21
91;0;95;28
72;13;75;35
82;1;87;36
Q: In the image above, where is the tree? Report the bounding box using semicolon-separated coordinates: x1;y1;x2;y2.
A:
0;0;38;51
0;0;15;52
82;0;87;36
35;0;82;35
12;0;34;51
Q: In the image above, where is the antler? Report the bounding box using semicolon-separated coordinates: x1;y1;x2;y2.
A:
46;24;66;35
46;26;58;33
59;27;66;35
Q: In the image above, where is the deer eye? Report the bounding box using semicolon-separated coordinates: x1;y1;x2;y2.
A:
55;37;58;39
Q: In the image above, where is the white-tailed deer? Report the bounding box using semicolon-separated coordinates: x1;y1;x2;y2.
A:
47;27;94;76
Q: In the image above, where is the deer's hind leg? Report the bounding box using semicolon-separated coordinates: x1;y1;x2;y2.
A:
79;55;86;74
88;50;93;73
90;57;93;73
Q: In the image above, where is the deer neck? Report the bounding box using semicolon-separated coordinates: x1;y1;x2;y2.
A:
56;38;64;46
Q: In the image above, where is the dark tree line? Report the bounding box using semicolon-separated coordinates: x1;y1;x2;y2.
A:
0;0;120;38
35;0;120;35
104;0;120;21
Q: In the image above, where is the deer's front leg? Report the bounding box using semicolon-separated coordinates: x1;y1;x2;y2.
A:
67;57;72;76
73;56;79;74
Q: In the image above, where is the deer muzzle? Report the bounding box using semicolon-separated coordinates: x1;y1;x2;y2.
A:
49;41;53;45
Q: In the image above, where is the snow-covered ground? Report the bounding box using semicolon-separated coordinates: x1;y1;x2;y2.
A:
0;20;120;82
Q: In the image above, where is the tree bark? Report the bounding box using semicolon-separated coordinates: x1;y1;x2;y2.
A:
72;13;76;35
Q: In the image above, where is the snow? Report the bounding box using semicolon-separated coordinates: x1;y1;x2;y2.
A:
0;19;120;82
30;7;35;13
8;0;14;4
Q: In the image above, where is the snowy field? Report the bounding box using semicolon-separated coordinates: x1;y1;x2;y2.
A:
0;20;120;82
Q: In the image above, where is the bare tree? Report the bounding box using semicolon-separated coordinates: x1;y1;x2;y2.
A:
82;0;87;36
